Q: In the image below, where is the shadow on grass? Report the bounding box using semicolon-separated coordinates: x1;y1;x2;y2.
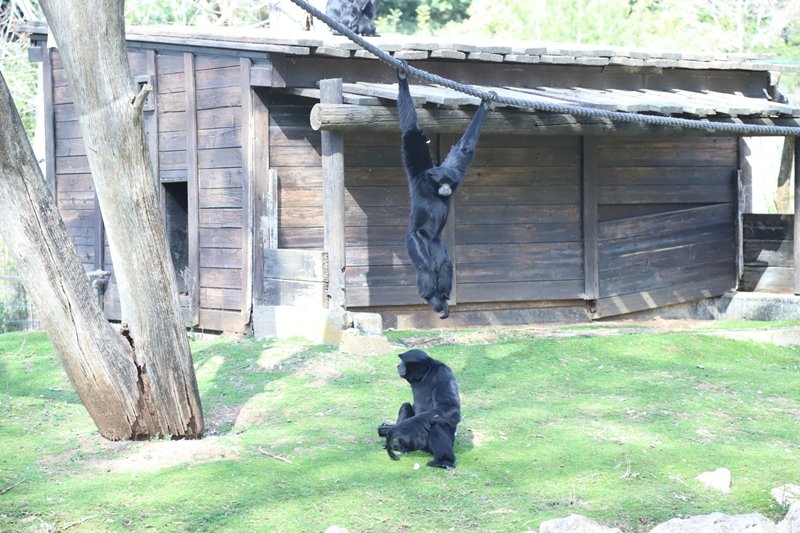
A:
0;331;83;404
190;337;338;436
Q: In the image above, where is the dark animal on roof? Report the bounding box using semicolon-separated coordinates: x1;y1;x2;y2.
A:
325;0;379;36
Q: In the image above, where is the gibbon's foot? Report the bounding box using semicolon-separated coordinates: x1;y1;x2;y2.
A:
439;300;450;319
427;295;449;319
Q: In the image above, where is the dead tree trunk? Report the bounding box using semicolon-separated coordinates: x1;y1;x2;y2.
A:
0;0;203;439
0;73;149;439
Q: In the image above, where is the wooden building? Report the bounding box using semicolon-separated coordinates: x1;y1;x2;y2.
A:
26;25;800;333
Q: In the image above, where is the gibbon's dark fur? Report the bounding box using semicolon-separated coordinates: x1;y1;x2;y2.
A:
325;0;379;36
377;349;461;469
397;67;492;318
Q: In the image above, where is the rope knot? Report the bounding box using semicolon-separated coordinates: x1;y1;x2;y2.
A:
482;91;498;109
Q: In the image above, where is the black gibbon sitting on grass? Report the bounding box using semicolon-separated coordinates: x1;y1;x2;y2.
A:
378;350;461;469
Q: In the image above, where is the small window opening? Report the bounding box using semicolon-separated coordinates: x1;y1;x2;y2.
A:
163;182;189;294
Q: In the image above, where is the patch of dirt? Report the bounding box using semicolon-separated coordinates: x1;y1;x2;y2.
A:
39;433;241;474
88;435;241;473
295;350;374;387
295;357;344;384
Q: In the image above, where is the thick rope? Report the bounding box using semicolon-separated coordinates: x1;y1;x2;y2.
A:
288;0;800;136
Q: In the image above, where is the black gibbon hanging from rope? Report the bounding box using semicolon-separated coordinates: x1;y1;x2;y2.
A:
397;66;494;319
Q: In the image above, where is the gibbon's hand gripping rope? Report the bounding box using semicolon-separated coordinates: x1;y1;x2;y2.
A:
287;0;800;136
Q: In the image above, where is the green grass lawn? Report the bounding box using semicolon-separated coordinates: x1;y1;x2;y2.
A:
0;324;799;532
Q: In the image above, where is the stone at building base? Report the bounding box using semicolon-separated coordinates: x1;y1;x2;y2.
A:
338;328;393;355
630;291;800;322
253;306;388;346
253;305;347;344
348;311;384;336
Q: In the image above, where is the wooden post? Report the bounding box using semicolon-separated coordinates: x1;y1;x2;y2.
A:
240;58;256;325
439;134;457;306
320;79;347;311
582;137;599;302
184;52;200;325
144;50;159;191
794;136;800;295
42;45;56;197
249;87;272;306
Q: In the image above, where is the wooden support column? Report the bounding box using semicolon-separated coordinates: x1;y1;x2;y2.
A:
144;50;159;189
42;46;56;197
184;52;200;325
240;58;255;325
439;134;457;306
320;79;347;311
794;136;800;295
249;87;272;306
582;137;600;303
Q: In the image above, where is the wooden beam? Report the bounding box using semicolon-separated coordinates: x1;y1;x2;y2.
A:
266;169;278;249
794;136;800;295
735;169;744;288
184;52;200;326
43;46;56;197
264;249;328;282
439;134;457;307
582;138;599;301
144;50;159;187
240;58;255;327
311;103;800;136
250;88;271;306
320;79;347;311
249;57;286;88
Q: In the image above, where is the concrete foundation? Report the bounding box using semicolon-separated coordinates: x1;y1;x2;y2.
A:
253;305;389;348
253;305;348;344
630;291;800;321
254;292;800;345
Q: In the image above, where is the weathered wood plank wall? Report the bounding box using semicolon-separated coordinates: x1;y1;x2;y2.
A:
270;93;324;250
741;214;794;293
342;134;585;308
343;132;414;307
455;135;583;304
593;137;738;316
52;51;148;321
50;48;248;332
193;55;245;331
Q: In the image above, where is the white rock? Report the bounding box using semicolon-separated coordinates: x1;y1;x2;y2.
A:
538;514;621;533
777;502;800;533
338;328;393;355
649;512;777;533
324;527;349;533
696;467;732;493
774;484;800;507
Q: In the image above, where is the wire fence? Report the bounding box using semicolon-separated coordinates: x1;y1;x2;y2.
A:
0;240;39;333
